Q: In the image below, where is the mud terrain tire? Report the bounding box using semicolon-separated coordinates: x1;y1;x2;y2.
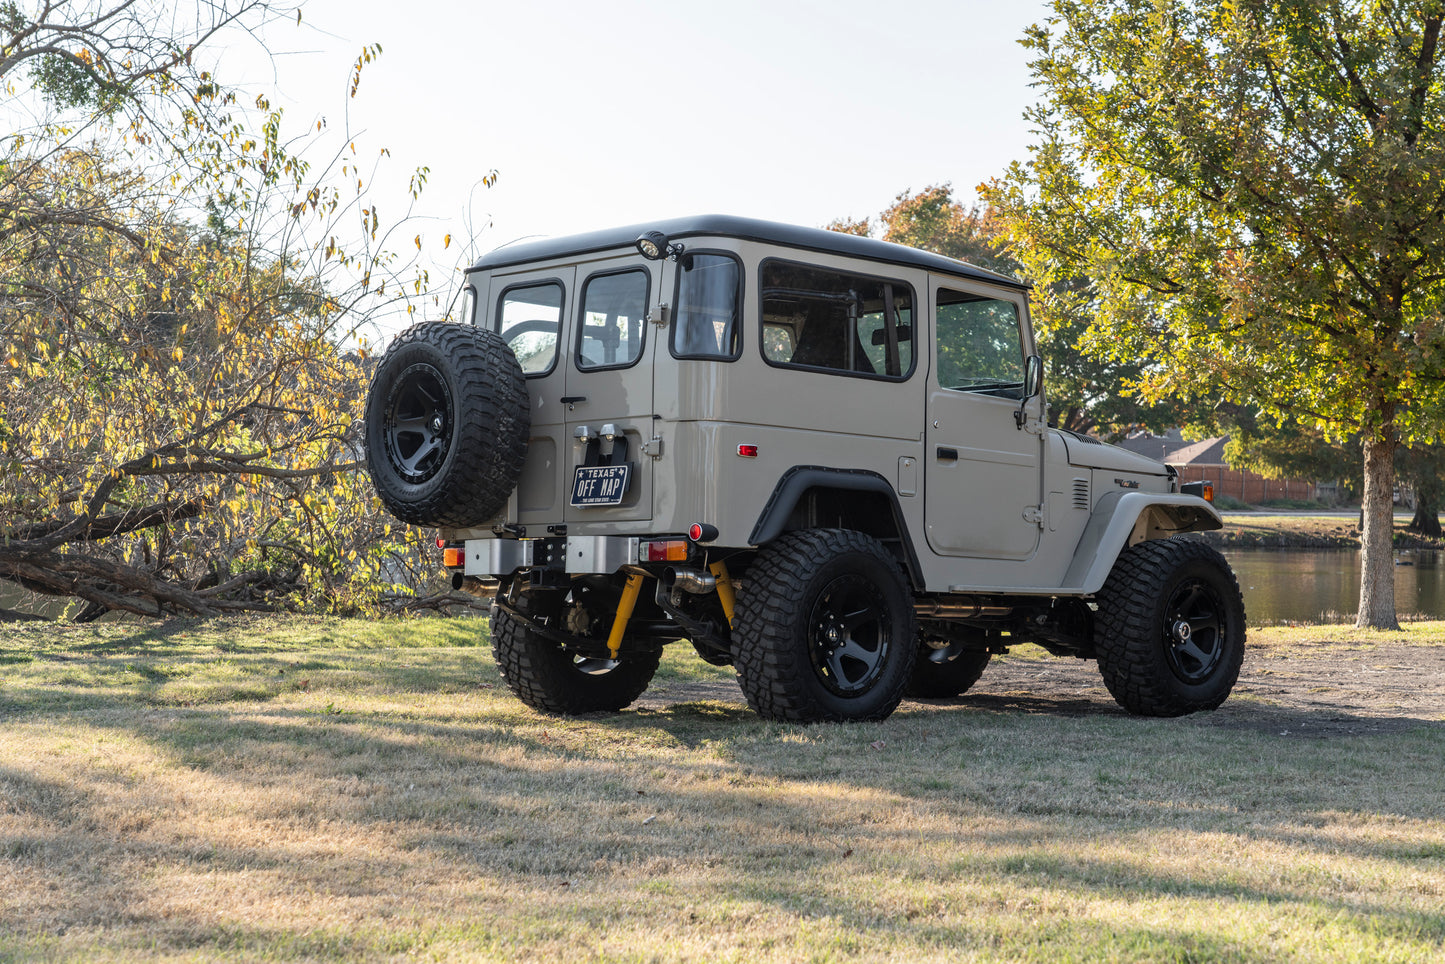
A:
491;592;660;714
1094;537;1246;717
907;646;991;699
733;529;915;723
365;322;529;527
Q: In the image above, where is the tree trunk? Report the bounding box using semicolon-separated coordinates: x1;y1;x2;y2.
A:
1357;433;1400;630
1409;502;1442;537
1404;450;1443;537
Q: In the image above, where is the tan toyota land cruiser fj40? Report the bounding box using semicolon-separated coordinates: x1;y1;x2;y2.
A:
364;216;1244;723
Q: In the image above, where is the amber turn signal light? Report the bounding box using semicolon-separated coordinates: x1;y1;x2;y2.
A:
641;540;689;562
1180;480;1215;503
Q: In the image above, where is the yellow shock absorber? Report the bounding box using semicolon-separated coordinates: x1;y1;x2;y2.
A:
708;560;736;627
606;573;646;659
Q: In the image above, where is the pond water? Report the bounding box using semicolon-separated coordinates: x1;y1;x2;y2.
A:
4;548;1438;628
1222;547;1445;625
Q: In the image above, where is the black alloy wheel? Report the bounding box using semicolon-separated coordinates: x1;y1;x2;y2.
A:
363;322;530;527
807;574;893;697
383;362;453;484
1160;577;1227;684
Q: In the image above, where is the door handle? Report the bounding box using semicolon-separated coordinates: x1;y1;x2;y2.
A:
560;395;587;405
936;447;958;462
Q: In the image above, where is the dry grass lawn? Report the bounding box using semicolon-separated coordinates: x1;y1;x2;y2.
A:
1;617;1442;962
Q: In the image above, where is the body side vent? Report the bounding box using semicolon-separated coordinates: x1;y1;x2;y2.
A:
1072;477;1091;510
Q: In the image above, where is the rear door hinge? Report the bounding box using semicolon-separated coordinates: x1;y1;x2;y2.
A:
1022;504;1045;528
648;303;669;328
642;436;664;459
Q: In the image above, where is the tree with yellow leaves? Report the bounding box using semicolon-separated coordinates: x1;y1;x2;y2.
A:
1;3;471;619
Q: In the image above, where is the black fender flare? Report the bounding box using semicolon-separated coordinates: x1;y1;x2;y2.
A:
748;465;923;587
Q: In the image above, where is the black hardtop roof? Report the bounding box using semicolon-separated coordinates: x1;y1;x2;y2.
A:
470;214;1028;290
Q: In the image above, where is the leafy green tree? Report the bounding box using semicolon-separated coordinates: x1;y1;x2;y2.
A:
831;184;1181;440
988;0;1445;628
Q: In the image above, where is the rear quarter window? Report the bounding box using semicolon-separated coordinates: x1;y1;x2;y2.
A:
759;260;914;379
672;252;742;360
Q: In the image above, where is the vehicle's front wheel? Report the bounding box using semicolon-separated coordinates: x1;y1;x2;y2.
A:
1093;538;1246;717
733;529;915;723
491;590;660;714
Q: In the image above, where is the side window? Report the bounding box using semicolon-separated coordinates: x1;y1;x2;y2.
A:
935;288;1024;395
454;285;477;325
497;282;563;376
673;253;741;359
577;269;648;370
760;261;913;378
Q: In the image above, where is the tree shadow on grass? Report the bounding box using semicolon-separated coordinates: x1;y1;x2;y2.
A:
4;634;1445;958
5;695;1441;958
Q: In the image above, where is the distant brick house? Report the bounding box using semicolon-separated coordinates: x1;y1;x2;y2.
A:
1116;431;1321;503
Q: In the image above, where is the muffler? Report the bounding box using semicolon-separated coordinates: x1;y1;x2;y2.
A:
662;567;717;594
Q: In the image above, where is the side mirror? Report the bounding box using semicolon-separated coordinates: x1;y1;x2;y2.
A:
1014;354;1044;429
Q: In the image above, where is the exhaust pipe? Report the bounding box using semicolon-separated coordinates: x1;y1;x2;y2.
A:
662;567;717;595
914;597;1012;619
452;573;500;597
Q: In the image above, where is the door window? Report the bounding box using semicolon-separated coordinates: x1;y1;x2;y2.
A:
577;269;648;370
935;289;1025;396
497;281;564;376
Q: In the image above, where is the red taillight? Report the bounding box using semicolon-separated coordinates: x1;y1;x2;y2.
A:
737;444;758;458
436;537;447;549
641;540;689;562
442;547;465;568
688;523;719;543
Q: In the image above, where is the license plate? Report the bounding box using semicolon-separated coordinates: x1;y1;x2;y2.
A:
570;464;631;507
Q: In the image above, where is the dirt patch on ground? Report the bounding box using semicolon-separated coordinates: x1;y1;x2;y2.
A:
638;641;1445;736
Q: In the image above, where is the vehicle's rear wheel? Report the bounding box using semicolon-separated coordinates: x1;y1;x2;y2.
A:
906;642;991;698
733;529;915;723
365;322;530;527
491;590;660;715
1093;537;1246;717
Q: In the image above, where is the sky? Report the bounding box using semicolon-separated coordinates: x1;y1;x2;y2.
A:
217;0;1053;293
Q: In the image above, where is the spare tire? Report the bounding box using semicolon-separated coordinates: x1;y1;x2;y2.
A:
365;322;530;527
